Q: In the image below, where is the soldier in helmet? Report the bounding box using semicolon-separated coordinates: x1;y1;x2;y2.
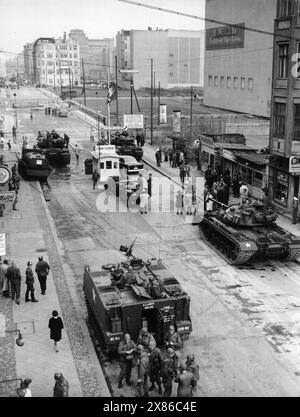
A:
164;325;182;351
149;346;163;395
136;345;150;397
137;327;156;353
175;361;197;397
186;353;199;390
160;357;174;397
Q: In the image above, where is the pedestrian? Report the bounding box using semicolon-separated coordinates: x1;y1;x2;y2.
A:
117;333;136;388
136;345;150;397
92;169;100;190
1;260;9;297
25;261;38;303
175;362;197;397
53;373;69;397
179;165;186;186
155;149;161;167
45;106;48;116
7;139;11;151
48;107;51;115
169;149;174;167
140;131;145;146
74;145;80;162
149;346;163;395
292;196;299;224
0;129;4;138
90;127;95;142
147;173;152;197
63;133;70;147
35;256;50;295
137;327;156;352
176;189;184;215
48;310;64;352
164;325;182;352
186;354;199;391
240;183;249;200
12;125;16;139
30;109;33;120
0;260;6;294
179;151;184;166
136;132;141;147
17;379;32;397
6;260;21;304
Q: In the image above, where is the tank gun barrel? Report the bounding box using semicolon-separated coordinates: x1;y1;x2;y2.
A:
207;197;229;210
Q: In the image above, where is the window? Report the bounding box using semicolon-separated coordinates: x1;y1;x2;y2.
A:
169;72;174;76
275;171;288;205
169;63;173;67
253;171;263;188
106;161;112;169
169;53;174;57
277;0;291;18
114;162;118;169
294;104;300;140
124;44;127;49
274;102;286;138
220;76;225;87
233;77;238;88
226;76;231;88
214;76;218;87
74;54;77;58
208;75;213;86
248;78;253;90
100;162;104;169
241;77;245;89
278;43;289;78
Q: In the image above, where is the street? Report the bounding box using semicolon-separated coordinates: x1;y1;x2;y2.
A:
3;86;300;397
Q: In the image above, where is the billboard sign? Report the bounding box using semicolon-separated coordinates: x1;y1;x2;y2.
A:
123;114;144;129
159;104;167;124
0;234;5;256
289;156;300;174
173;110;181;133
0;191;16;204
206;23;245;50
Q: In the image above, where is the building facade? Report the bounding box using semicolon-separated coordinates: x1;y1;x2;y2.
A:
204;0;275;117
32;34;80;88
24;43;34;82
116;28;204;89
269;0;300;211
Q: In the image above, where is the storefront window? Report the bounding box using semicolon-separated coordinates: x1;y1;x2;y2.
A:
274;102;286;139
294;103;300;140
253;171;263;188
202;151;209;164
275;172;288;205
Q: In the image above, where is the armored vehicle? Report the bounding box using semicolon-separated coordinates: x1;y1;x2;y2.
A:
111;133;143;161
18;147;51;179
36;131;70;165
199;198;300;265
83;240;192;353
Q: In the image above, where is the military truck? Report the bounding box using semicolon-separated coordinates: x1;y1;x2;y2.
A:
83;240;192;353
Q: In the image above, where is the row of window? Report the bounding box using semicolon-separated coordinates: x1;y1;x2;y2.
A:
277;0;292;18
273;101;300;140
41;69;79;75
38;61;78;67
208;75;253;90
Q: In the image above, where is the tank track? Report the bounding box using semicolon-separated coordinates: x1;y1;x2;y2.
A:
282;248;300;261
199;220;256;265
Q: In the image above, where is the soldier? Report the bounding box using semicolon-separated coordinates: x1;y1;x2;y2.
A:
122;266;137;286
149;346;163;395
6;260;22;304
164;325;182;351
137;327;156;352
118;333;136;388
110;264;125;289
186;354;199;390
161;357;174;397
25;261;38;302
175;362;197;397
136;345;150;397
146;276;164;299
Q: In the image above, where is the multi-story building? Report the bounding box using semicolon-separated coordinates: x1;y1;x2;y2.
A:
269;0;300;211
32;34;80;87
24;43;34;82
116;28;204;89
204;0;275;117
69;29;114;82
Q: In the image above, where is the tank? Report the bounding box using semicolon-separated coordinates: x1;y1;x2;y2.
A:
111;133;143;161
83;239;192;353
199;198;300;265
36;132;70;165
18;148;51;180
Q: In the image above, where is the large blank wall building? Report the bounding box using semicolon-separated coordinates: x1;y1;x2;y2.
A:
204;0;275;117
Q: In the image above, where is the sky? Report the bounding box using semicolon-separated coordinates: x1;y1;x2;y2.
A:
0;0;205;58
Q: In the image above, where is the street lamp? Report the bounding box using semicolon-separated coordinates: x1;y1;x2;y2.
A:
13;93;17;129
95;90;101;174
6;329;24;346
119;69;139;115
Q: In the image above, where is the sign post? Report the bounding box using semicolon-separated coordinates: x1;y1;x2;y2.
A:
0;234;5;257
123;114;144;129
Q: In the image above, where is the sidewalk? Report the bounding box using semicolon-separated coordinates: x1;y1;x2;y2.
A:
0;147;109;394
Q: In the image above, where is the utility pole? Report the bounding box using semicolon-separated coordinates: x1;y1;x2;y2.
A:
190;85;193;141
59;59;63;97
158;81;160;126
153;71;155;97
130;76;133;114
115;55;119;124
82;59;87;106
68;66;71;102
150;58;153;145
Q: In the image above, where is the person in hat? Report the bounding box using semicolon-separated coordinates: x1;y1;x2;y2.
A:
137;327;156;353
1;260;9;297
48;310;64;352
292;196;299;225
164;325;182;351
136;345;150;397
186;353;199;390
53;373;69;397
25;261;38;302
155;149;161;167
17;378;32;397
175;362;197;397
35;256;50;295
6;261;22;304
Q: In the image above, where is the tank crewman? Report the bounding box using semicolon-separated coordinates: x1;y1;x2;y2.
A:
122;266;137;286
137;327;156;353
63;133;70;147
136;345;150;397
164;325;182;351
175;362;197;397
149;346;163;395
186;354;200;391
110;264;125;289
147;276;164;299
166;347;179;377
117;333;136;388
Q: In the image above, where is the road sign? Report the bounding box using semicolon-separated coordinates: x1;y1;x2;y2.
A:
0;234;5;256
123;114;144;129
0;191;16;204
0;166;11;185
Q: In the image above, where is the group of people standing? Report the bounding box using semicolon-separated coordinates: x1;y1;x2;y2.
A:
16;372;69;397
117;325;199;398
155;147;188;169
44;106;58;117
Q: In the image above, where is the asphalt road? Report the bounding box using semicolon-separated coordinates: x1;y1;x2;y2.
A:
10;86;300;397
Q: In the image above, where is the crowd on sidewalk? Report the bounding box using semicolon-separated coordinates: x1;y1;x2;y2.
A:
117;326;199;398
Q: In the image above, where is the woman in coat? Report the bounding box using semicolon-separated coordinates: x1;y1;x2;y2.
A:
48;310;64;352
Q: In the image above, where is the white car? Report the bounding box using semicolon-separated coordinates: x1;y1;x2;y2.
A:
58;109;68;117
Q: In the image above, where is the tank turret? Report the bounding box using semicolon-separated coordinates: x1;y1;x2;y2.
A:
36;131;70;165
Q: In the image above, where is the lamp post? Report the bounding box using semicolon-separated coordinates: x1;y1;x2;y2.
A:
13;93;17;129
6;329;24;346
96;90;100;174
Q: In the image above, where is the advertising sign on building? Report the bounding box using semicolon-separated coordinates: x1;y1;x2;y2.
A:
206;23;245;50
159;104;167;124
0;191;16;204
289;156;300;174
100;145;116;154
0;234;5;256
173;110;181;133
123;114;144;129
0;165;11;185
222;149;237;162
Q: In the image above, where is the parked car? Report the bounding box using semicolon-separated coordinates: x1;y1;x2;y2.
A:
58;109;68;117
